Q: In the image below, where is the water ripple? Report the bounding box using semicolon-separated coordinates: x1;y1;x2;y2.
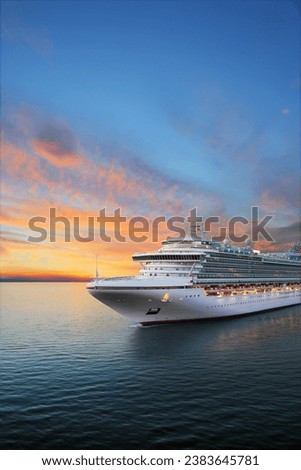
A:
0;283;300;449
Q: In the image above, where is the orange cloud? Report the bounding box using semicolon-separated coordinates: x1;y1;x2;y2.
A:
261;191;288;212
31;139;84;167
2;140;41;176
1;139;62;195
1;104;228;281
2;137;167;210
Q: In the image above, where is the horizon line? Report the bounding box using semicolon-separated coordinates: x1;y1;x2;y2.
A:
1;276;91;282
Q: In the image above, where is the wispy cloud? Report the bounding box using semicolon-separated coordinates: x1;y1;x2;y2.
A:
254;153;300;215
2;104;224;215
1;103;226;279
2;96;298;280
255;221;300;253
170;97;265;164
32;139;83;168
290;77;301;89
1;1;53;56
169;91;299;227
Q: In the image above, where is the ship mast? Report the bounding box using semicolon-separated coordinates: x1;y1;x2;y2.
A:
190;221;211;241
95;255;99;281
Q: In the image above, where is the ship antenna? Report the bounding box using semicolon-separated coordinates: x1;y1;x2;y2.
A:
196;222;211;241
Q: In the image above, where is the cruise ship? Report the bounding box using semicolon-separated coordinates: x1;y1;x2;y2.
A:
87;231;301;325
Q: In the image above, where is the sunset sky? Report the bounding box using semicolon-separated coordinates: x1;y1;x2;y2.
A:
1;0;300;280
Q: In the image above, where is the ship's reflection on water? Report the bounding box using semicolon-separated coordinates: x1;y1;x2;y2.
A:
1;283;300;449
129;304;301;357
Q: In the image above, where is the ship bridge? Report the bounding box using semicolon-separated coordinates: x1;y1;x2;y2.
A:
132;239;211;279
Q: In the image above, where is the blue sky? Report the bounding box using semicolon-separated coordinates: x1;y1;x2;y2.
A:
1;0;300;278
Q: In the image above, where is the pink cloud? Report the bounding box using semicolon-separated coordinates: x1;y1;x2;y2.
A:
2;103;227;237
261;191;287;211
31;139;84;167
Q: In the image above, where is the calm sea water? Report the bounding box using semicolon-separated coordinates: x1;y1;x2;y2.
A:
1;282;301;450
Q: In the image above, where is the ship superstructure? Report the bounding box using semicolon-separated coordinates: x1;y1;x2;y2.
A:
87;234;301;325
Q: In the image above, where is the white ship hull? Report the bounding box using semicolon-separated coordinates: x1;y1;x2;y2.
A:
87;280;301;325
